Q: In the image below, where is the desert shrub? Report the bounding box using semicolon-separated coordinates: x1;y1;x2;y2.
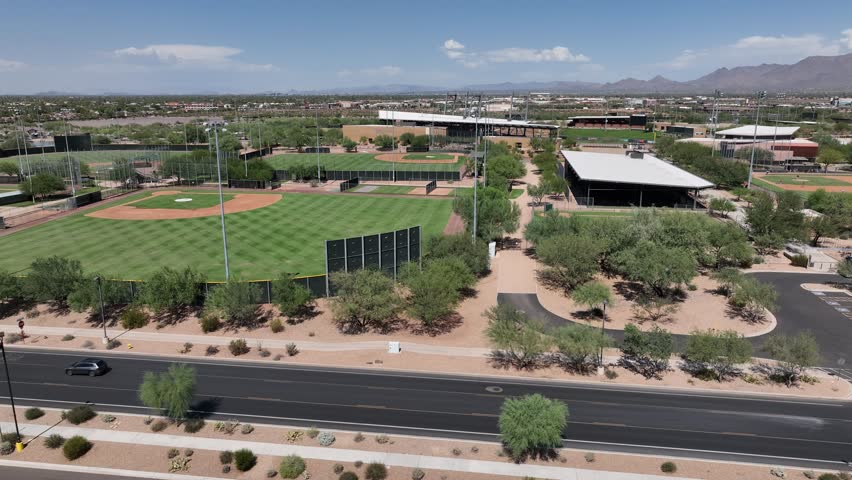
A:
81;340;94;349
62;405;96;425
604;369;618;380
412;468;426;480
151;419;168;432
270;317;284;333
62;334;75;341
790;254;809;268
661;461;677;473
306;427;319;439
354;461;363;468
471;446;479;453
354;432;365;442
266;469;278;478
205;345;219;356
25;407;45;420
259;348;271;358
452;447;461;456
334;464;345;474
286;342;299;356
199;315;221;333
44;434;65;449
219;450;233;464
318;431;336;446
168;448;180;459
214;419;240;434
4;333;21;344
101;414;116;423
183;417;205;433
375;434;389;444
818;475;840;480
339;473;359;480
222;465;231;473
285;430;303;443
234;448;257;471
180;342;193;354
185;449;194;457
0;441;12;455
169;456;190;473
365;462;388;480
106;339;121;350
62;435;92;460
120;307;149;329
585;452;595;462
241;423;255;434
229;338;250;356
279;455;306;479
143;416;153;425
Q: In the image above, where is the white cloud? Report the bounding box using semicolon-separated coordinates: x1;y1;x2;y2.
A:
112;43;276;72
0;58;26;71
657;49;706;70
731;34;840;57
441;39;589;67
839;29;852;50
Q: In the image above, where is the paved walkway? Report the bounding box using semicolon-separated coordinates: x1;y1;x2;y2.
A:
0;325;491;358
1;422;696;480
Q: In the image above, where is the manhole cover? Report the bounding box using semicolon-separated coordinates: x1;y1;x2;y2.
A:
485;386;503;393
175;198;193;203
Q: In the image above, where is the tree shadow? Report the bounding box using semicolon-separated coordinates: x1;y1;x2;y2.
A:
0;298;36;319
46;302;71;317
613;281;644;302
153;306;200;327
190;397;222;419
410;312;463;337
284;305;321;325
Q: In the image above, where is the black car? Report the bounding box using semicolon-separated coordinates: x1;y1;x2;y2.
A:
65;358;109;377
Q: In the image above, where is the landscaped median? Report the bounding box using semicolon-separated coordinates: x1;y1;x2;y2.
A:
0;406;839;480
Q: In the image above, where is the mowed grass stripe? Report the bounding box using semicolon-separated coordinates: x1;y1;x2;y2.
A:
0;193;452;280
266;153;464;172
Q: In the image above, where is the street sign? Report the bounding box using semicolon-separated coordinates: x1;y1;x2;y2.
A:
17;320;24;330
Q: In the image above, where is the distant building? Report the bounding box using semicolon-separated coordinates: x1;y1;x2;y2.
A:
715;125;799;140
567;114;647;130
655;123;708;138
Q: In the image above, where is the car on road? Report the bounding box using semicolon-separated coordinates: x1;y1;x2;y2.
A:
65;358;109;377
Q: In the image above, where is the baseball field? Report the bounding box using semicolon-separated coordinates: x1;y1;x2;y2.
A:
753;173;852;193
0;190;453;280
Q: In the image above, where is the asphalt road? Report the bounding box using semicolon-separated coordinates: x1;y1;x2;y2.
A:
1;349;851;469
0;466;139;480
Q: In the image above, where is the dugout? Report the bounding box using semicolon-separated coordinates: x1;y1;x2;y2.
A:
561;150;713;208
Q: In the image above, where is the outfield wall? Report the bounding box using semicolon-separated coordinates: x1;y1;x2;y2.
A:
275;169;461;181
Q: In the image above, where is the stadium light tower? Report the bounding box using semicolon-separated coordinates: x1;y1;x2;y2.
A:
204;121;231;281
746;91;768;188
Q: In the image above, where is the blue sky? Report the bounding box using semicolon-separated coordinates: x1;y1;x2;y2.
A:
1;0;851;94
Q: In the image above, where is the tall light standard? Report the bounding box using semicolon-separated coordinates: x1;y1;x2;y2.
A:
599;299;608;367
472;94;481;242
94;276;108;344
0;332;22;452
746;91;767;188
204;121;231;281
315;110;322;181
710;90;722;158
63;122;77;197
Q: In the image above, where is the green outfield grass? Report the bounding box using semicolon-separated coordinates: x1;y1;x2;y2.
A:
5;150;170;165
351;185;415;194
266;153;464;172
131;192;234;210
0;192;453;280
402;153;454;160
562;128;655;142
751;178;811;200
761;175;851;187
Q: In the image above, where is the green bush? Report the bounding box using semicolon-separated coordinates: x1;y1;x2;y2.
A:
199;315;221;333
25;407;45;420
339;472;359;480
790;253;809;268
120;307;149;329
818;474;840;480
229;338;250;356
661;461;677;473
44;434;65;449
61;334;75;341
183;417;205;433
365;463;388;480
151;419;168;432
270;317;284;333
279;455;306;478
234;448;257;471
219;450;233;464
62;405;96;425
412;468;426;480
0;441;13;455
62;435;92;460
333;464;345;474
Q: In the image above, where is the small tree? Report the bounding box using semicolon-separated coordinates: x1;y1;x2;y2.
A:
537;234;603;291
485;304;550;370
25;256;84;306
341;137;358;152
19;173;66;200
684;329;752;381
552;324;613;373
499;394;568;461
619;324;673;379
730;276;777;323
398;132;415;145
204;281;260;329
272;275;313;319
708;197;736;217
0;269;22;306
401;258;474;328
805;214;841;247
140;266;204;317
817;148;845;172
571;281;612;317
453;185;521;241
710;267;743;298
330;269;403;333
373;134;395;149
138;363;196;420
706;222;753;269
426;233;490;276
527;181;547;207
0;161;19;177
615;242;696;297
68;275;127;316
761;332;820;387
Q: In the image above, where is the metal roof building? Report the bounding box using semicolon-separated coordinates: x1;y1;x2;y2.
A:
715;125;799;140
560;150;713;208
378;110;557;140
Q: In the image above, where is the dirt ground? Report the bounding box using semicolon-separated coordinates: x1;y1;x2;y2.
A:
3;407;844;480
537;273;777;337
373;152;463;164
86;190;281;220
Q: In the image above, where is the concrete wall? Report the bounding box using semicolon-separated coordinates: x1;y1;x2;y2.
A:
342;125;434;143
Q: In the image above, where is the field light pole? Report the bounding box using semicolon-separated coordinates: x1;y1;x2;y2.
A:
0;332;23;451
599;299;608;367
472;94;481;242
315;110;321;181
94;276;108;344
746;91;767;188
205;121;231;281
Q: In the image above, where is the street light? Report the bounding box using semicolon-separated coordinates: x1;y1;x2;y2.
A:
599;299;608;367
746;91;767;188
204;121;231;281
0;332;23;452
94;276;108;344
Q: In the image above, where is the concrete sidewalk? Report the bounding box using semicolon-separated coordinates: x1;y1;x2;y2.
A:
1;421;697;480
0;325;491;358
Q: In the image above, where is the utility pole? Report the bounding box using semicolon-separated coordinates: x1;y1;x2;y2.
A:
472;94;481;243
746;91;767;189
0;332;23;452
95;276;108;344
205;121;231;280
63;122;76;197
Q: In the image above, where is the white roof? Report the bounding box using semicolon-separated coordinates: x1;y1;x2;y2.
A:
561;150;714;189
378;110;557;129
715;125;799;137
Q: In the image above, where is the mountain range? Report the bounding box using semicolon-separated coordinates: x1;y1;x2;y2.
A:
292;53;852;95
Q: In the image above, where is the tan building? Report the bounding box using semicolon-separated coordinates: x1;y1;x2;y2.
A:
486;135;535;151
342;124;443;143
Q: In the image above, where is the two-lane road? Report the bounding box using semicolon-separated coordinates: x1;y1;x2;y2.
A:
1;349;851;469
